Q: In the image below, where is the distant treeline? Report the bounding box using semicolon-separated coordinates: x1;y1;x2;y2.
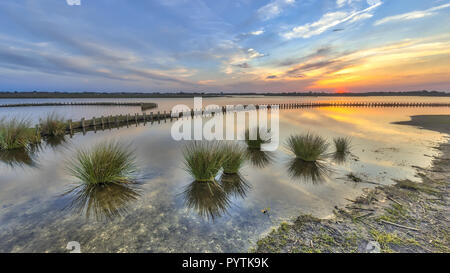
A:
0;90;448;98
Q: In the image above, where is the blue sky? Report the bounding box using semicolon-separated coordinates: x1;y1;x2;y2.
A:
1;0;450;93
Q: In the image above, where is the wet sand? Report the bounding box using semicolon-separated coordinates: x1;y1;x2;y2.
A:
254;115;450;253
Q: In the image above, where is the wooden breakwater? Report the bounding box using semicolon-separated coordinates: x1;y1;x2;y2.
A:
0;102;158;111
37;101;450;136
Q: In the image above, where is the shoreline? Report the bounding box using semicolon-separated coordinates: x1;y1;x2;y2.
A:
253;115;449;253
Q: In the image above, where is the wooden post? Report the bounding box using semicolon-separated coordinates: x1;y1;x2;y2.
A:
92;117;97;131
101;116;105;130
68;119;73;136
81;118;86;135
135;113;138;126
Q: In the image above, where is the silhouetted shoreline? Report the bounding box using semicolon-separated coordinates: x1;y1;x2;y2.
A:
0;90;448;99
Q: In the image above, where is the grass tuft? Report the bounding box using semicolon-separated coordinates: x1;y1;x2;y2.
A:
333;137;352;154
40;113;67;137
67;141;137;185
221;142;246;174
285;133;328;162
182;141;227;182
0;118;40;150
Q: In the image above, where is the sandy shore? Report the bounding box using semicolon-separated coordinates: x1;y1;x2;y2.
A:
254;115;449;253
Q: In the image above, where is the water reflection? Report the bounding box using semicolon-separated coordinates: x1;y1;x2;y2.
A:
62;182;142;221
182;181;231;221
332;151;349;164
220;173;251;199
245;149;275;168
287;158;331;184
0;144;41;167
44;135;69;148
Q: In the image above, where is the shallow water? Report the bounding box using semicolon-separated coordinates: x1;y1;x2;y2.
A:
0;97;449;252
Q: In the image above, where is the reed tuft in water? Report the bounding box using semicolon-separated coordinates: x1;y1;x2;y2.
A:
221;143;246;174
67;141;137;185
182;141;227;182
0;118;40;150
40;113;67;137
334;137;351;154
285;133;329;162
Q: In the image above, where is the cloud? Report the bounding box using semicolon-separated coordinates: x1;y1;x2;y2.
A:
277;46;333;67
247;48;266;58
374;3;450;26
266;75;277;79
234;63;250;68
236;29;265;40
258;0;296;21
283;1;382;39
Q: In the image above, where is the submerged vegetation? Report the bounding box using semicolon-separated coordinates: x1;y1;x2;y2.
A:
221;143;246;174
67;141;138;185
40;113;67;137
286;133;328;162
0;118;40;150
182;141;227;182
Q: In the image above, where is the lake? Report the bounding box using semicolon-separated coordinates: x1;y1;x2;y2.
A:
0;96;449;252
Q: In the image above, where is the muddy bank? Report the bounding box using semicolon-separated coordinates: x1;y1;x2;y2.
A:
253;115;449;253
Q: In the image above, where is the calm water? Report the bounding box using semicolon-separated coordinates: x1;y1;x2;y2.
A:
0;96;449;252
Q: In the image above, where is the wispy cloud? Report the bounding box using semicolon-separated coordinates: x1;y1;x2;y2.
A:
283;1;382;39
258;0;296;21
374;3;450;26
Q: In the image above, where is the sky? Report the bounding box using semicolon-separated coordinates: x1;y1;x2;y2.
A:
0;0;450;93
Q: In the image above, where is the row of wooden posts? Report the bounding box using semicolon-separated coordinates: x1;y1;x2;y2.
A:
0;102;158;111
34;101;449;136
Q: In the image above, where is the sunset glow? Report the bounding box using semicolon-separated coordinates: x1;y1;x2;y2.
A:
0;0;449;92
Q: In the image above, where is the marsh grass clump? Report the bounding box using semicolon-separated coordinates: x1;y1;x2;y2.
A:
245;127;271;150
221;143;246;174
0;118;39;150
67;141;137;185
334;137;351;154
286;133;329;162
40;113;67;137
182;141;227;182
